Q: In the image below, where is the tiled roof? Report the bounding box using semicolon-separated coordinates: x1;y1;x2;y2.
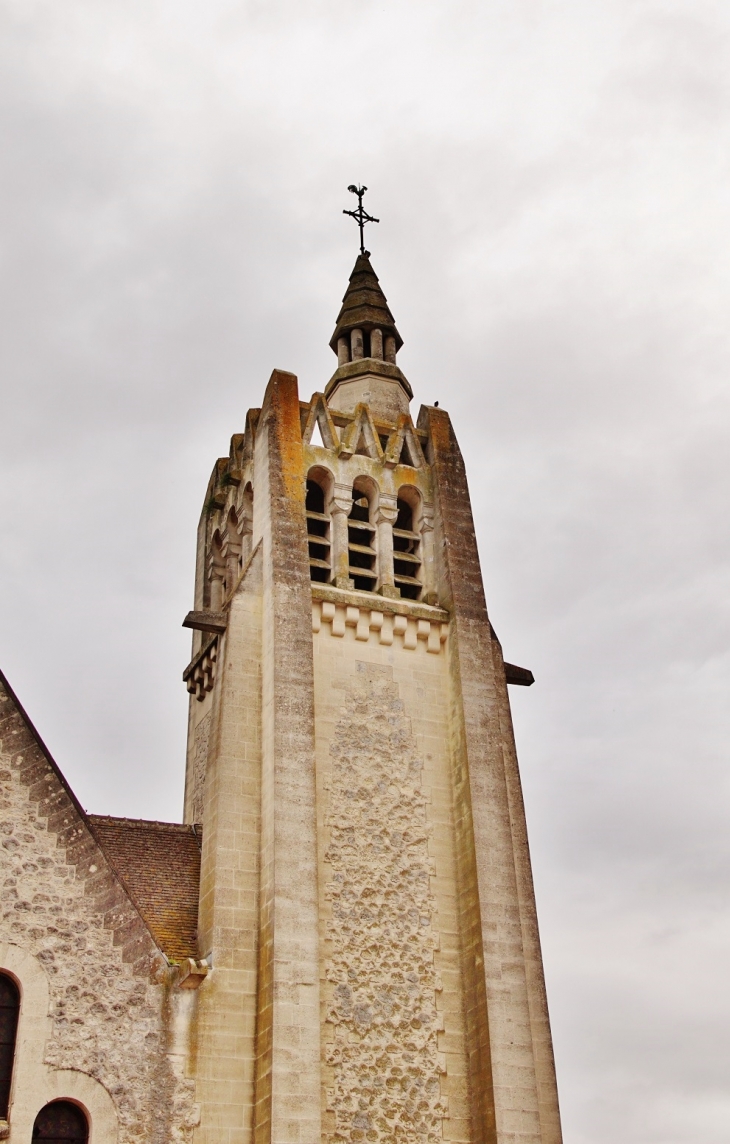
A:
89;815;202;962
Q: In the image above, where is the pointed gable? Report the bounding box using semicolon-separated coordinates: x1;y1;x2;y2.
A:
338;403;383;461
0;669;200;965
302;392;339;450
383;414;427;469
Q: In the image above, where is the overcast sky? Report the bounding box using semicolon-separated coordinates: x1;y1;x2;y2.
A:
1;1;729;1140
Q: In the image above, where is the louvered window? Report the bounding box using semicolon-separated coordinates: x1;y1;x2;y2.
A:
306;478;331;583
0;973;19;1120
393;495;422;600
348;490;377;592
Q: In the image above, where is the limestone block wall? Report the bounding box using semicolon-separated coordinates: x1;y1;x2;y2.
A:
192;547;263;1144
0;675;197;1144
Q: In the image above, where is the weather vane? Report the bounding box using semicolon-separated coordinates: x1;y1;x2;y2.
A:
343;184;379;256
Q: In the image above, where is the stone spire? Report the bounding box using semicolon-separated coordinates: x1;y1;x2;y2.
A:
326;254;413;422
329;253;403;360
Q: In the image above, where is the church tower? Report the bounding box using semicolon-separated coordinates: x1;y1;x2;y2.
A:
180;240;563;1144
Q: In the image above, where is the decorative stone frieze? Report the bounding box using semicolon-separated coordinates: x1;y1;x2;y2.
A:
312;599;448;653
183;637;218;701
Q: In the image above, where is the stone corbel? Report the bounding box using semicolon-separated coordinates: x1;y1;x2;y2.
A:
150;953;210;989
175;958;210;990
183;611;228;634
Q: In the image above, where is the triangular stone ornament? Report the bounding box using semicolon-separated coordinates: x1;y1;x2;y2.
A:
338;403;383;461
302;392;339;450
383;414;426;469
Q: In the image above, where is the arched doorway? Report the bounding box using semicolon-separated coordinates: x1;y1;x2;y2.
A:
32;1100;89;1143
0;972;20;1119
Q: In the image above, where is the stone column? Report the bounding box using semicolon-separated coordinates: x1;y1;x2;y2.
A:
337;336;349;365
370;327;383;360
420;503;437;606
375;493;399;599
384;334;397;363
240;517;253;566
207;552;225;611
221;535;242;597
331;483;354;590
351;328;364;359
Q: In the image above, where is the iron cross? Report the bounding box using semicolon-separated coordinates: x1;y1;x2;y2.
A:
343;184;379;256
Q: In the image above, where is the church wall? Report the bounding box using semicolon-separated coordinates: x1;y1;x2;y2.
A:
0;678;197;1144
311;609;473;1144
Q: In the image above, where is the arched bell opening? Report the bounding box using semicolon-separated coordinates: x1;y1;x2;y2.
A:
306;466;334;584
393;486;422;600
348;477;378;593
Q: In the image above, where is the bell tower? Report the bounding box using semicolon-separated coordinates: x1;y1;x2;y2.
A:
180;221;563;1144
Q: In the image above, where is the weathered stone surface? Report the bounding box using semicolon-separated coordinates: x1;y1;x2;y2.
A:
0;674;197;1143
324;663;445;1144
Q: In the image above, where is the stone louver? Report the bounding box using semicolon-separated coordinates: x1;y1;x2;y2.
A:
329;253;403;353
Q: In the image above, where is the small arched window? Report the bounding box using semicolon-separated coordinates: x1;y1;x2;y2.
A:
0;972;19;1120
306;469;332;584
393;490;422;600
32;1100;89;1143
348;480;377;593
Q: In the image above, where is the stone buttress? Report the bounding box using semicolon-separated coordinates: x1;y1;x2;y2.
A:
182;253;563;1144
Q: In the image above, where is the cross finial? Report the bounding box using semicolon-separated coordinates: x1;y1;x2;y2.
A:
343;184;379;256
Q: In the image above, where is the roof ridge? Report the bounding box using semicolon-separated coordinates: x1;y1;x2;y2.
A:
89;814;197;832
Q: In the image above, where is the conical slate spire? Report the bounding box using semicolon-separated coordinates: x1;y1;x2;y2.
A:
329;254;403;354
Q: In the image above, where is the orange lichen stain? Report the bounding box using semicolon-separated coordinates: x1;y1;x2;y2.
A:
425;407;453;455
268;370;306;504
394;467;418;488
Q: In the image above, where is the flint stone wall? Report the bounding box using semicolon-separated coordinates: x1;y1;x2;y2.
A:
0;679;197;1144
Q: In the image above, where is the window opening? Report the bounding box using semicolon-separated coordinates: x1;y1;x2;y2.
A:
0;973;19;1120
32;1101;88;1143
353;431;372;458
310;419;326;449
348;491;377;592
399;436;415;468
393;497;422;600
306;479;331;584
